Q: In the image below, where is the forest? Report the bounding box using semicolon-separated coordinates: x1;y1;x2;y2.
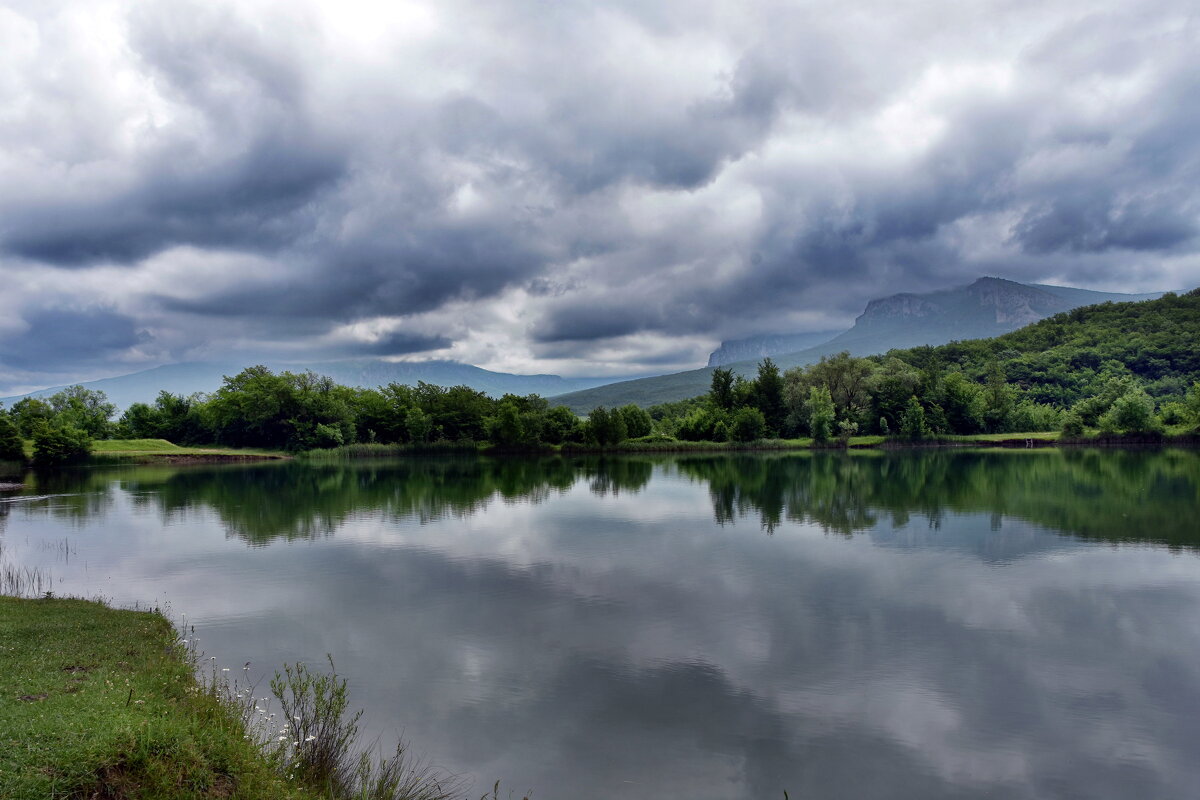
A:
2;289;1198;463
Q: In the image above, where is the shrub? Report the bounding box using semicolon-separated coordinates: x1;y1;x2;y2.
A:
1098;388;1161;434
270;657;464;800
1060;411;1085;438
729;407;766;442
0;416;25;462
31;423;92;466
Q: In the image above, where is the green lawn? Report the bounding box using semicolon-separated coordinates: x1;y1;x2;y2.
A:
0;596;318;800
90;439;287;457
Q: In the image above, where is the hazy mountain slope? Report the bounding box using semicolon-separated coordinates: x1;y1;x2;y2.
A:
707;330;843;366
0;360;637;410
551;278;1168;412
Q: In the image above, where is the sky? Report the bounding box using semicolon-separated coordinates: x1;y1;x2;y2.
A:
0;0;1197;394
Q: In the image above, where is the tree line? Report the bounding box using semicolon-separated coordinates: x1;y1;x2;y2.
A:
0;366;658;464
2;289;1197;464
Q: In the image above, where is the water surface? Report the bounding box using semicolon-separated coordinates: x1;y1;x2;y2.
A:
2;449;1199;799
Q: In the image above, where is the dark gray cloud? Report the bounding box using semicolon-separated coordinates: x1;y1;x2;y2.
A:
0;0;1197;391
0;307;149;371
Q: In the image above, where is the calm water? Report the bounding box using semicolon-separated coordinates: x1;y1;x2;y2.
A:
3;449;1200;799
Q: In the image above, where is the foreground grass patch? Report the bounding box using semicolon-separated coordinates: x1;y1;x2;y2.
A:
0;596;316;800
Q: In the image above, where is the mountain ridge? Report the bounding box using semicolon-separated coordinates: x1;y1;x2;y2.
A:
553;278;1168;412
0;359;642;411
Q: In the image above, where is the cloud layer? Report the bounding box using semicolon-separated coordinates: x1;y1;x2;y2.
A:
1;0;1198;392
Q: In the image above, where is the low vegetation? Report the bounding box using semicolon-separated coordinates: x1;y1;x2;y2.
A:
0;596;317;800
0;594;503;800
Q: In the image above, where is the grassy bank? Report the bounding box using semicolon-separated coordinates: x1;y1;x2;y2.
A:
89;439;289;464
301;430;1200;460
0;596;319;800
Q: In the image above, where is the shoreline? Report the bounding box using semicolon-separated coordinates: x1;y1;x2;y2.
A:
0;596;320;800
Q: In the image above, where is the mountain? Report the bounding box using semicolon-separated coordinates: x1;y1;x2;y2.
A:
550;277;1168;412
0;359;639;410
707;330;843;366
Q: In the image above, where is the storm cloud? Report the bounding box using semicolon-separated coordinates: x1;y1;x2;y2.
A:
0;0;1197;392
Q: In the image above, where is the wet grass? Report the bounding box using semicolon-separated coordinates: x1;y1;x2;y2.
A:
0;596;319;800
0;594;504;800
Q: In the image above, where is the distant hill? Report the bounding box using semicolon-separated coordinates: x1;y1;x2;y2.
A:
0;359;639;410
707;330;843;366
551;278;1167;412
886;287;1200;405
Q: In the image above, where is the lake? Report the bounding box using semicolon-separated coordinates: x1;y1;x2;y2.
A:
2;449;1200;799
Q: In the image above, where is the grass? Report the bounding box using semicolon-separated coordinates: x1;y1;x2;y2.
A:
0;596;320;800
91;439;288;459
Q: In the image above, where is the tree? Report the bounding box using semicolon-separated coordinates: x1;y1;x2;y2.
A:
868;358;922;433
31;423;92;466
489;400;527;447
753;358;785;435
729;407;766;442
807;352;874;422
808;385;835;442
1186;381;1200;426
585;407;627;446
542;406;582;444
982;361;1015;433
940;372;984;434
618;404;653;439
0;415;25;462
48;386;116;439
709;367;735;411
900;396;929;439
9;397;53;438
1098;388;1160;434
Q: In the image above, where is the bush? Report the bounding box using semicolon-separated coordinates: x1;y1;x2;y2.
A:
0;416;25;462
1060;411;1085;438
31;423;92;466
729;407;767;442
1157;401;1191;427
1098;388;1161;434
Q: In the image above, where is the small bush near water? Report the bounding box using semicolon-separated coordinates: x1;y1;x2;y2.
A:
207;654;516;800
262;657;469;800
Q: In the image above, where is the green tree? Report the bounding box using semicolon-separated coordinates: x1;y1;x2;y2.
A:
489;400;527;447
1185;381;1200;426
585;406;627;446
0;415;25;462
618;404;653;439
709;367;735;411
1098;388;1160;434
940;372;984;434
729;407;766;442
808;385;835;442
542;406;583;444
48;385;116;439
9;397;53;438
900;395;929;439
752;358;785;435
31;423;92;466
982;361;1015;433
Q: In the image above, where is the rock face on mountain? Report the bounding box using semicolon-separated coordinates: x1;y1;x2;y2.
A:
707;330;842;367
839;277;1163;350
844;277;1070;345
